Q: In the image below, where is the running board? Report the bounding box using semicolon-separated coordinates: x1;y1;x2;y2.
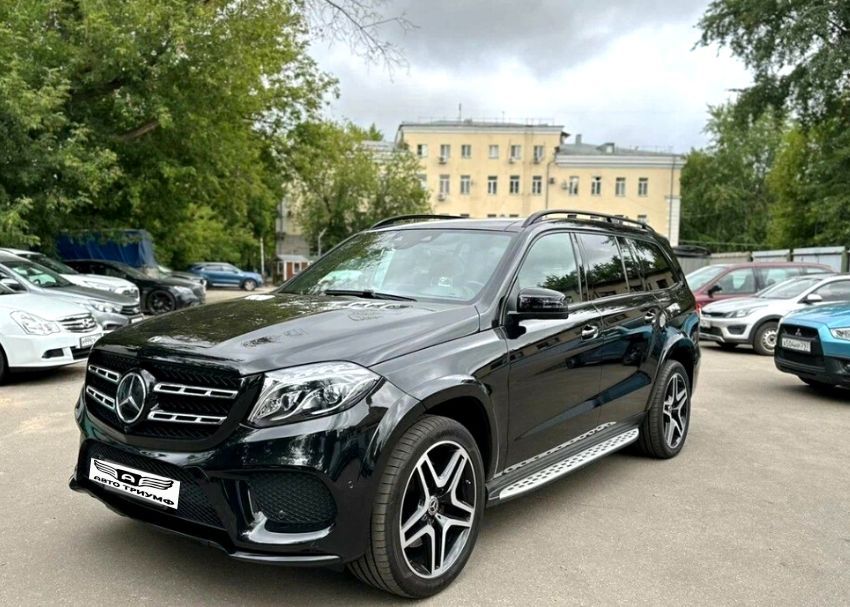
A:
497;428;639;501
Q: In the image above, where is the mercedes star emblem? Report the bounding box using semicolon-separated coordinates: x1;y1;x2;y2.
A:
115;372;147;424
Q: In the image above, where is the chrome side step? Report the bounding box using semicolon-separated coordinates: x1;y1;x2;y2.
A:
498;428;639;501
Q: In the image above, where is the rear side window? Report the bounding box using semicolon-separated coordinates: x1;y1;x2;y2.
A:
631;239;676;291
577;233;628;299
517;233;582;303
618;238;644;291
813;280;850;302
755;266;799;288
715;268;756;295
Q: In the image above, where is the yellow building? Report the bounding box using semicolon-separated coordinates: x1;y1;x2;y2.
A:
396;121;683;244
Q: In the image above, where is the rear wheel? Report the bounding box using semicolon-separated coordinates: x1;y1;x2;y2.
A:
349;416;484;598
753;321;778;356
636;360;691;459
241;279;257;291
146;290;176;315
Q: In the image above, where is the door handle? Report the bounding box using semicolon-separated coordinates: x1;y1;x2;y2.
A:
581;325;600;340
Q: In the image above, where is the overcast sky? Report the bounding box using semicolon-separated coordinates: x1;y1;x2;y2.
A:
309;0;751;152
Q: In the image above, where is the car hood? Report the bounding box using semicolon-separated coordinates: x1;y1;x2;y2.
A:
38;284;136;305
65;273;137;291
702;296;797;315
96;293;481;374
0;292;89;320
784;304;850;327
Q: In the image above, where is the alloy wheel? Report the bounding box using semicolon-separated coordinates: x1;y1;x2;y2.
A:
662;373;689;449
399;440;477;579
149;292;175;314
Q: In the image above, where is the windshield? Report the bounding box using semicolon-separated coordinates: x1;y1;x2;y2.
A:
3;259;72;288
757;277;822;299
281;229;514;302
686;265;728;291
108;261;149;280
25;253;79;275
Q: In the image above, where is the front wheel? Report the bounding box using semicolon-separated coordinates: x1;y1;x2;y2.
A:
146;290;176;315
636;360;691;459
753;321;778;356
241;279;257;291
349;416;485;598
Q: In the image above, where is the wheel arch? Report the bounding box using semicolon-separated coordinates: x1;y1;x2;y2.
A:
750;316;782;344
659;335;698;390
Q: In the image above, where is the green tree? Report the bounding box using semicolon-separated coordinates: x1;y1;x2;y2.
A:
680;104;786;250
286;122;430;253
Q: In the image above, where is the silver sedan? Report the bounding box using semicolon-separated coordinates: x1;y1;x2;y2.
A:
699;274;850;355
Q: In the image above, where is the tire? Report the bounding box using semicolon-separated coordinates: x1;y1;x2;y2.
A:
636;360;691;459
146;290;176;315
753;321;778;356
717;343;738;351
0;346;8;385
241;279;257;291
348;415;485;598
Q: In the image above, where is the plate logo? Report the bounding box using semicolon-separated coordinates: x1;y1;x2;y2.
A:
89;458;180;509
115;372;147;424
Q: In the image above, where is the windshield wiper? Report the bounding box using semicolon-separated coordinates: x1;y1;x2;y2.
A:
323;289;417;302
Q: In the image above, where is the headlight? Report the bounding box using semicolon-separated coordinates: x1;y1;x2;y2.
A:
248;362;380;427
172;286;194;296
85;301;120;314
830;327;850;341
730;307;766;318
10;311;61;335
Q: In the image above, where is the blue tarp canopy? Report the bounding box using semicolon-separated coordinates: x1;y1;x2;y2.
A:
56;229;157;268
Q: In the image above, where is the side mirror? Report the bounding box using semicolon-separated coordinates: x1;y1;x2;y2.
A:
508;287;570;323
803;293;823;304
707;284;722;297
0;278;24;292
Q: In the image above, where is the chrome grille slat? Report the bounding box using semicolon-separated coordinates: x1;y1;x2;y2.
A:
147;410;226;425
88;364;120;383
153;383;238;399
85;386;115;410
60;313;98;333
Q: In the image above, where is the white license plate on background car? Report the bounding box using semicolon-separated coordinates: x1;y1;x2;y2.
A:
781;337;811;353
79;334;101;349
88;458;180;509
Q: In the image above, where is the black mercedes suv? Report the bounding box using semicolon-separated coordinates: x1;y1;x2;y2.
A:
70;211;700;598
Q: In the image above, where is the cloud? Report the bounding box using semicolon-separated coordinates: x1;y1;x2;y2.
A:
309;0;752;151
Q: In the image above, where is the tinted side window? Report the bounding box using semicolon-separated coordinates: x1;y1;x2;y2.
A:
631;239;675;291
577;233;628;299
618;237;644;291
814;280;850;302
715;268;756;294
517;233;582;303
755;266;797;288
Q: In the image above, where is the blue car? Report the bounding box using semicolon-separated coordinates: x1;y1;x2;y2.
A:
187;262;263;291
775;303;850;389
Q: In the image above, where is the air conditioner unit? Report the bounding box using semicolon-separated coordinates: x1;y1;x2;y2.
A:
438;155;448;164
509;157;518;164
548;177;556;185
437;192;447;201
560;180;569;190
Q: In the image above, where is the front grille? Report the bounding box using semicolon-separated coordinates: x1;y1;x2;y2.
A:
84;350;250;447
777;324;825;369
781;324;819;339
248;472;336;533
120;304;141;316
83;441;223;528
60;314;98;333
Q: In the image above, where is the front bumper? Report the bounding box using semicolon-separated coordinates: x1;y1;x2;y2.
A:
70;381;415;565
3;330;102;370
699;316;754;344
91;310;144;332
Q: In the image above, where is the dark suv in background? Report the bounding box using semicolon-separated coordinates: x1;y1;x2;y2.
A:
70;212;699;598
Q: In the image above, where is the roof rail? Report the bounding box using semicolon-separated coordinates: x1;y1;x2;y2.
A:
522;209;655;231
370;214;465;229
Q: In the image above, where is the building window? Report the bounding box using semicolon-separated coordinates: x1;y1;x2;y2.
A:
638;177;648;197
509;175;520;194
487;175;498;195
459;213;470;217
637;214;648;224
416;144;428;158
615;177;626;197
439;174;450;196
439;144;451;160
489;145;499;159
509;214;519;218
591;176;602;196
510;144;522;161
460;175;471;195
532;175;543;195
568;176;579;196
533;145;545;162
416;173;427;187
461;144;472;159
487;213;498;218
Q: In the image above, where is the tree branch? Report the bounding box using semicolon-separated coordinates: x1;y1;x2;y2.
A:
118;119;160;142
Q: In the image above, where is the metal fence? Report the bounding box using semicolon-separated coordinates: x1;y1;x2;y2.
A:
676;246;848;274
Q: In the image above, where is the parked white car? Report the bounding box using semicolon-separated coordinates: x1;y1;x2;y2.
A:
700;274;850;355
0;248;139;303
0;280;102;383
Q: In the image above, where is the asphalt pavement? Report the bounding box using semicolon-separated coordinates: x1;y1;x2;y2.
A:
1;308;849;605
